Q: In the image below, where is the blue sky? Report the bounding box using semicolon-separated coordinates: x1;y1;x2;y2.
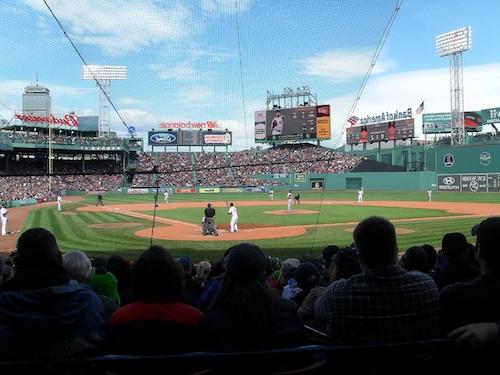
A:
0;0;499;149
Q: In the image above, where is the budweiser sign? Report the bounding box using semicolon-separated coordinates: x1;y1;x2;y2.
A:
15;114;79;127
159;121;218;129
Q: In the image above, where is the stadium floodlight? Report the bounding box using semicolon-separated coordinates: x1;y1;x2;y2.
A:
436;27;471;146
436;27;471;57
82;65;127;137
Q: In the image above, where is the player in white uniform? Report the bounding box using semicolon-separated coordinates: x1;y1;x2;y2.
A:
1;204;7;236
357;188;364;203
271;110;285;135
287;191;293;211
427;188;432;202
164;191;169;204
268;189;274;200
227;202;239;232
57;195;63;211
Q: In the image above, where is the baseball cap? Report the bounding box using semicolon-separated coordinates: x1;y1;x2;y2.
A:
471;224;480;236
225;243;266;282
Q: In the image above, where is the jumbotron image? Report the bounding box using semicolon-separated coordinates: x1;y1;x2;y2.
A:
1;0;500;373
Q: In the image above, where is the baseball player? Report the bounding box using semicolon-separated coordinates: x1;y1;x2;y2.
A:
287;190;293;211
96;194;104;207
294;193;300;205
164;190;169;204
227;202;239;233
57;195;63;211
1;204;7;236
271;110;285;135
268;189;274;201
357;187;364;203
427;188;432;202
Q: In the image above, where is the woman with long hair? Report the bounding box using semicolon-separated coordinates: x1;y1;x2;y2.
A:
202;243;305;351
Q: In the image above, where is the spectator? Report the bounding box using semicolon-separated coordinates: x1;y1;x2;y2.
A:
294;262;327;323
422;244;438;274
441;217;500;333
401;246;430;274
195;260;212;289
0;228;105;360
322;245;339;271
89;257;121;306
329;247;362;282
271;257;300;292
314;217;440;343
62;251;119;318
434;232;480;290
107;255;133;306
0;256;4;286
202;243;305;351
108;246;203;353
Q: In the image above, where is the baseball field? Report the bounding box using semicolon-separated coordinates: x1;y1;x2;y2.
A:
3;190;500;260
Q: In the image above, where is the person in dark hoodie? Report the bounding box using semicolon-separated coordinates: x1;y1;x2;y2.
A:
0;228;106;360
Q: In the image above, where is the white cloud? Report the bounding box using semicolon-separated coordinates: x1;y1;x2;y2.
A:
111;108;158;133
22;0;191;56
0;80;93;98
201;0;251;14
148;63;198;81
299;48;393;82
176;86;216;107
322;62;500;148
117;97;143;106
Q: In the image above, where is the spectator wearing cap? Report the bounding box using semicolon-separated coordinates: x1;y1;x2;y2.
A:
314;217;439;344
322;245;339;272
329;247;362;282
441;217;500;334
178;256;202;307
422;244;438;275
108;246;203;353
271;257;300;293
434;233;480;290
0;228;106;360
89;257;121;306
202;243;305;351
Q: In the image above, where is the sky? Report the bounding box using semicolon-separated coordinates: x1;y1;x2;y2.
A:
0;0;499;150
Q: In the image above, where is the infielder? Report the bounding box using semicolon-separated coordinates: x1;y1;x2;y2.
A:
268;189;274;200
227;202;239;233
164;190;169;204
57;195;63;211
427;188;432;202
1;204;7;236
287;190;293;211
357;188;364;203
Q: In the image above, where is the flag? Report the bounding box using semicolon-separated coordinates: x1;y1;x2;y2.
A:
416;101;424;115
347;116;359;126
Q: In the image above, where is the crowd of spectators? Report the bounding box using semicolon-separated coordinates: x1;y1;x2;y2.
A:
1;216;499;367
0;130;124;147
134;144;363;187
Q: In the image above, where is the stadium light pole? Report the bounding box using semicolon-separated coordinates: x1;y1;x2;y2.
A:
436;27;471;146
82;65;127;137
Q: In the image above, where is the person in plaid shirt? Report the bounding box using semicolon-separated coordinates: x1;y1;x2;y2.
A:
314;216;439;343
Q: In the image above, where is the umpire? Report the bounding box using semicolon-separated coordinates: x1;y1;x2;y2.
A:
203;203;218;236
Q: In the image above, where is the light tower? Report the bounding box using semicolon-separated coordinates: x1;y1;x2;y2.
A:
82;65;127;137
436;27;471;146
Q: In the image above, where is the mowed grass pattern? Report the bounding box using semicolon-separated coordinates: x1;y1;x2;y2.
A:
20;192;488;260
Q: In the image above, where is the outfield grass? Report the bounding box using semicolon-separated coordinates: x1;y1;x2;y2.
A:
146;204;454;226
21;190;490;260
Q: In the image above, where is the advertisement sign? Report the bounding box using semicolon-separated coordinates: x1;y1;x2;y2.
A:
461;174;488;192
488;174;500;192
254;105;331;142
358;108;412;126
346;118;414;144
222;187;244;193
179;131;201;146
148;131;178;146
199;187;220;193
203;132;232;146
15;113;79;128
159;121;218;129
437;175;461;191
423;112;483;133
294;173;306;182
481;107;500;124
176;187;196;193
127;188;150;195
244;187;267;192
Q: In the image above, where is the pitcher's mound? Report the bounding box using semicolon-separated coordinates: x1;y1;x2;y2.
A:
344;226;415;235
88;222;142;229
265;210;319;215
